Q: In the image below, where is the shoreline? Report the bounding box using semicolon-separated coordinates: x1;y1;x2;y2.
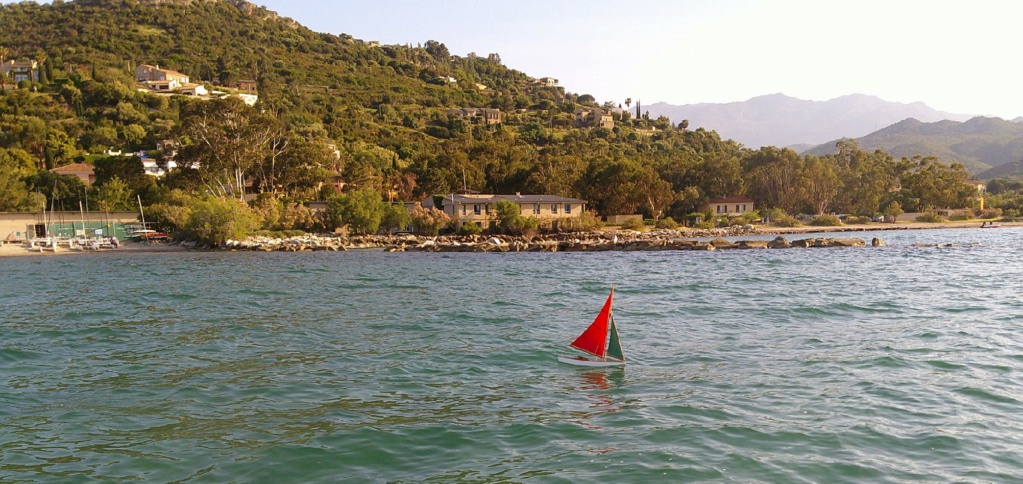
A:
2;220;1016;257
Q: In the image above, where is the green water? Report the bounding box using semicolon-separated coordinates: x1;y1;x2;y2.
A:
3;228;1023;482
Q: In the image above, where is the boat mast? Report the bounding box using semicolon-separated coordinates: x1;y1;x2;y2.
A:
137;194;148;244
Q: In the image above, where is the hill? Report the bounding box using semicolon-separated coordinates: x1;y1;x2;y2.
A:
645;93;974;149
804;117;1023;176
0;0;992;226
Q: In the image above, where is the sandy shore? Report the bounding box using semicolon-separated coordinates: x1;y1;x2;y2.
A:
0;241;189;257
1;220;1015;257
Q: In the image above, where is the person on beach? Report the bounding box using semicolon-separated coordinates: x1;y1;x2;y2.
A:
110;236;119;248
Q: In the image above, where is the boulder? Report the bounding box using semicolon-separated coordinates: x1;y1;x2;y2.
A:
871;237;886;247
710;237;735;249
829;238;866;247
737;240;769;249
767;236;791;249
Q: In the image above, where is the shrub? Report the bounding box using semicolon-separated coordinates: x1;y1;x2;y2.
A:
326;188;386;234
948;212;973;221
980;208;1003;219
409;206;452;235
458;221;483;235
845;215;871;224
620;218;645;231
655;217;678;229
771;214;801;227
915;212;946;223
381;203;412;233
810;214;843;226
185;196;260;246
562;210;603;231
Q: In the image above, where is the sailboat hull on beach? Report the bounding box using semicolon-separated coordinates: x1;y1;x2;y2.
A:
559;288;626;367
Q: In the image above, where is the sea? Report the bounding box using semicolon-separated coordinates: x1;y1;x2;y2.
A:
2;227;1023;482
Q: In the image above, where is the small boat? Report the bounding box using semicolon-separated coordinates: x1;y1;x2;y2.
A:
558;287;626;367
981;222;1000;228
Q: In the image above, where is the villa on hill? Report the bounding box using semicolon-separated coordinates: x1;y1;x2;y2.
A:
447;108;502;125
573;107;614;129
50;163;96;186
425;193;586;230
135;64;207;96
1;59;39;84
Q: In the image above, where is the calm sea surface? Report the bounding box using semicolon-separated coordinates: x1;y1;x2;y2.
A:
3;228;1023;482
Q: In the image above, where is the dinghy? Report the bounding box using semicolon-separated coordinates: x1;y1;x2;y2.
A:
558;287;626;367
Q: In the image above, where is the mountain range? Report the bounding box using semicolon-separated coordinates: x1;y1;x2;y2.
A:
645;93;975;150
803;117;1023;177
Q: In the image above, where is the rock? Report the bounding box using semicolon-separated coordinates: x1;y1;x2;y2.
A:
710;237;735;249
737;240;768;249
829;238;866;247
767;236;790;249
872;237;885;247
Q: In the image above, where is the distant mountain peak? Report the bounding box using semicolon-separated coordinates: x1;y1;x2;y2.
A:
646;93;974;149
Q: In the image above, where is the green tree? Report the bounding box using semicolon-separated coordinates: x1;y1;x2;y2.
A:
798;155;843;215
326;188;386;234
380;202;412;233
93;176;133;211
184;195;259;246
176;97;269;199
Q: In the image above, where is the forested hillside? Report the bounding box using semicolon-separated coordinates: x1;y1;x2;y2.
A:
805;117;1023;175
0;0;1003;241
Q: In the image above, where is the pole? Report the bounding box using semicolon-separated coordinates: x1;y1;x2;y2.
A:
137;194;148;245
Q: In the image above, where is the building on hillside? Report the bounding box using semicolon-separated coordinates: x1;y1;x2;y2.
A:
967;179;986;193
177;83;208;96
533;77;558;87
573;107;614;129
50;163;96;186
224;93;258;106
704;196;755;216
1;59;39;83
447;108;502;125
424;193;587;230
135;64;190;85
236;79;257;92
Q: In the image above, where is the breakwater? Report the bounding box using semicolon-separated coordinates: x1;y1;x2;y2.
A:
219;226;883;252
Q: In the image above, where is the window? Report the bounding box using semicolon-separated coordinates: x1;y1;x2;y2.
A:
473;204;481;215
735;205;740;213
565;203;572;214
462;205;467;216
551;204;558;214
533;203;540;215
742;204;747;212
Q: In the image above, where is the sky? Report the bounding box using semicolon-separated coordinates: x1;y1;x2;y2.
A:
250;0;1023;119
5;0;1021;118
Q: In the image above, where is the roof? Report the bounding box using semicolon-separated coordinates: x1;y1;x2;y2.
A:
708;196;754;203
443;194;586;205
50;163;95;173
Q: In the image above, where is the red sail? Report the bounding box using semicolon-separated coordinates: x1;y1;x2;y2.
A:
569;290;614;357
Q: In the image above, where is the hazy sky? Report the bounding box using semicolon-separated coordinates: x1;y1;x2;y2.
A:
252;0;1022;119
4;0;1020;118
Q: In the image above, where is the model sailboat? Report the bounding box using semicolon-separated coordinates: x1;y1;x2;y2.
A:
558;287;626;367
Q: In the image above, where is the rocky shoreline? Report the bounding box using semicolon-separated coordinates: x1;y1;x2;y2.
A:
220;226;884;253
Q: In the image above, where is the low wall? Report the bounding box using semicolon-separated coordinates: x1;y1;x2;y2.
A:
0;211;139;242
